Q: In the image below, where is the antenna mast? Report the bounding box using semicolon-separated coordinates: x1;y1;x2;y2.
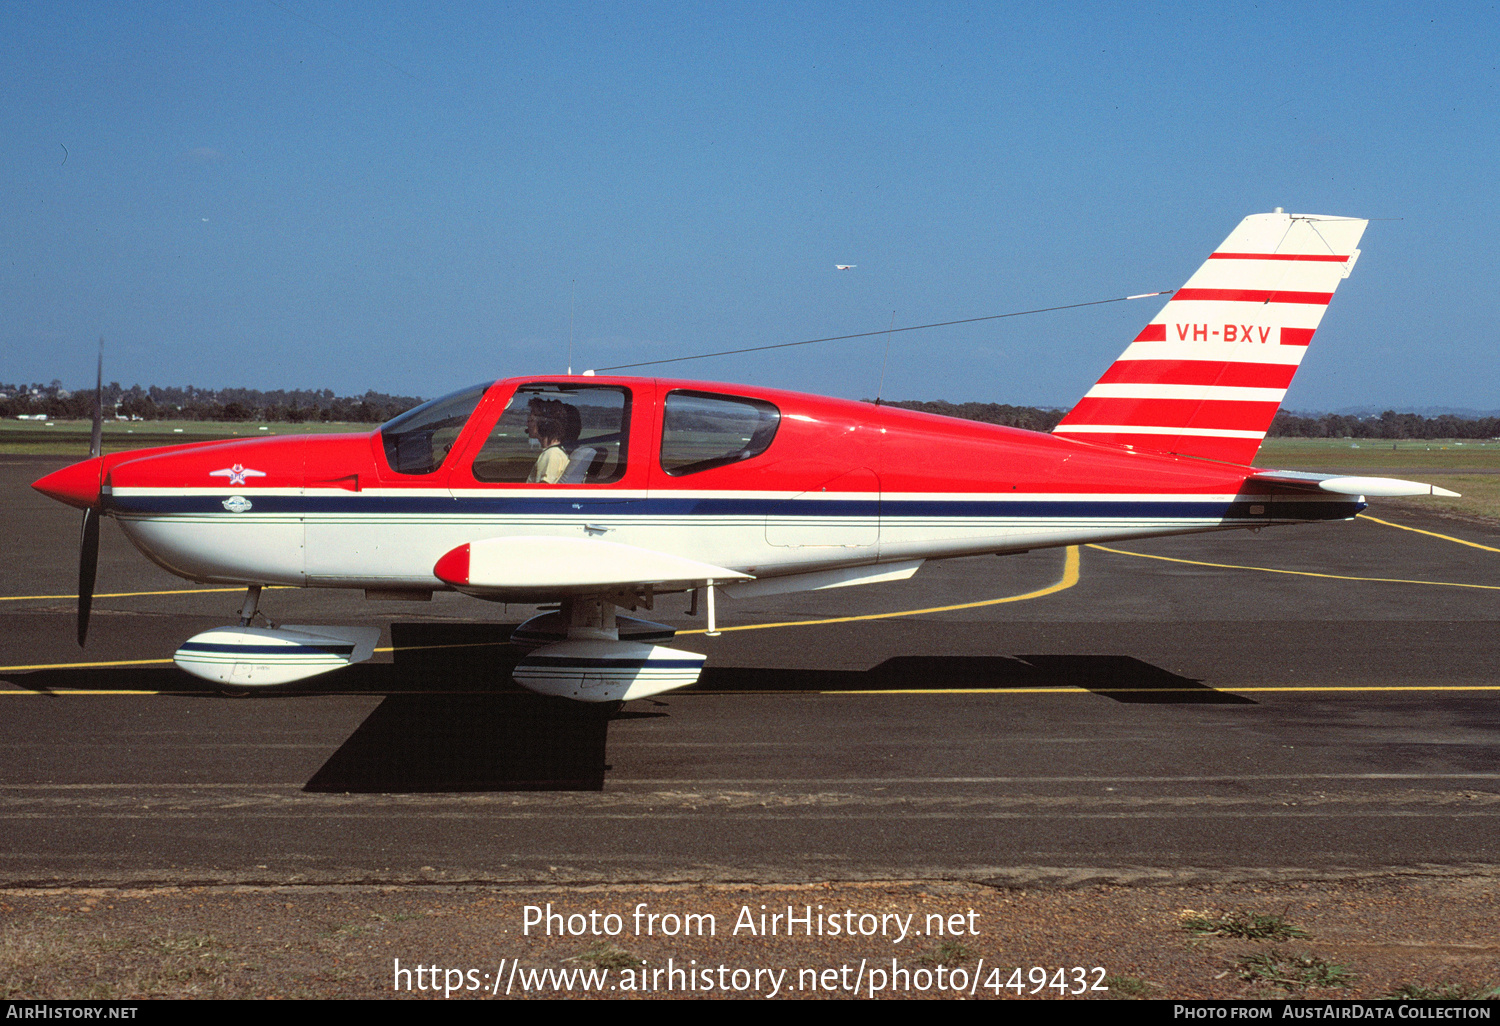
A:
567;279;576;375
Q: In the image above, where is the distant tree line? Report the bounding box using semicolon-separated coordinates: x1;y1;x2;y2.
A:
1268;410;1500;440
4;382;1496;439
0;381;425;423
880;400;1500;440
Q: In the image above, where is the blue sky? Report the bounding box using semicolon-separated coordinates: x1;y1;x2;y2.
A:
2;1;1496;410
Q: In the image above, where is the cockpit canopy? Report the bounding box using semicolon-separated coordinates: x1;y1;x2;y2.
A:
379;379;783;481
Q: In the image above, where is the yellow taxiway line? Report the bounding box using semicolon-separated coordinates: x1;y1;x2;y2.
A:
832;685;1500;695
4;517;1492;685
0;656;174;672
0;515;1486;607
0;549;1081;677
0;547;1082;627
0;690;167;696
0;585;292;602
5;684;1496;697
1357;513;1500;553
1085;544;1500;590
0;642;511;674
678;544;1081;635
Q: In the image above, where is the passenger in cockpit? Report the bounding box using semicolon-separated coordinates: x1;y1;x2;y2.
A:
526;398;572;484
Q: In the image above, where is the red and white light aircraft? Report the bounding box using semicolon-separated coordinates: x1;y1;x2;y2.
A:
34;211;1457;700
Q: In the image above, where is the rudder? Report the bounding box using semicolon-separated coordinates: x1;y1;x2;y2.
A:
1053;211;1368;465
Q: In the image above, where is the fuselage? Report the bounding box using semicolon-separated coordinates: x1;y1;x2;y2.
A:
45;375;1362;596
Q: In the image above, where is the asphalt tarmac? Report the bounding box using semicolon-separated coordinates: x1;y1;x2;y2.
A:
1;455;1496;887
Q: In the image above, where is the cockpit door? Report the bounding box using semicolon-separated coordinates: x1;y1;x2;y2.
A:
445;380;650;534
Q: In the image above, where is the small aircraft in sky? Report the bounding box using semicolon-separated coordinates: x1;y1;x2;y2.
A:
34;211;1457;701
835;265;856;270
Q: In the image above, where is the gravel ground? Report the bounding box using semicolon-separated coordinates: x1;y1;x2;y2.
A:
2;876;1497;1000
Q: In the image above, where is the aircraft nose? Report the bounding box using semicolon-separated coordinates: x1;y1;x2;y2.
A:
33;457;105;510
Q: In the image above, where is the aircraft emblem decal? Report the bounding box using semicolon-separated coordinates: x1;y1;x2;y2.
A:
210;464;266;486
221;495;253;513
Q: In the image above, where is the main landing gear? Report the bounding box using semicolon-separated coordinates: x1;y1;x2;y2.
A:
509;595;708;703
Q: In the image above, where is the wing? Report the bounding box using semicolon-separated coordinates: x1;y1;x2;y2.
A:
432;536;752;600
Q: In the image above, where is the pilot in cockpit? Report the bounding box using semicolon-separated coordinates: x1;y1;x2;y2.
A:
525;398;573;483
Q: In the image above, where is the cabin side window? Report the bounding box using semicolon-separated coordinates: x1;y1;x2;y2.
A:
470;384;630;484
379;382;492;476
660;390;780;476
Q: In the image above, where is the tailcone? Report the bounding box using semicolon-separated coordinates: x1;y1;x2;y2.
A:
33;457;104;510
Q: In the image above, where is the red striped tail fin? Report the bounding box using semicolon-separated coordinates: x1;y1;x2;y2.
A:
1053;211;1368;465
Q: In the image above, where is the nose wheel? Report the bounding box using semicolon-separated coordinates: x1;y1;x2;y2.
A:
172;584;381;689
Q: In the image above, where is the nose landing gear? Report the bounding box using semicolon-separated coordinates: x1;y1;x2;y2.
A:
173;584;382;689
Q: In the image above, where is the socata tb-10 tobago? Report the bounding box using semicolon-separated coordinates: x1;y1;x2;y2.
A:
34;211;1457;700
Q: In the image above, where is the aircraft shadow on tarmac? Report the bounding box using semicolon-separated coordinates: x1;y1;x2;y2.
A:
303;623;640;793
696;654;1255;706
8;622;1251;793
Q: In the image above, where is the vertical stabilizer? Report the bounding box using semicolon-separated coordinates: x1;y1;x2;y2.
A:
1053;211;1368;465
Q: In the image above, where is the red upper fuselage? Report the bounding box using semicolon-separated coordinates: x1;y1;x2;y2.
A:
34;374;1363;595
37;374;1266;507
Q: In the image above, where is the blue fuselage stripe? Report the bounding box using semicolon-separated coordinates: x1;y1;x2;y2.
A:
107;494;1362;521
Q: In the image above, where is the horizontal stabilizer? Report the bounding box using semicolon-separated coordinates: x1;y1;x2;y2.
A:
1248;470;1460;498
434;536;751;597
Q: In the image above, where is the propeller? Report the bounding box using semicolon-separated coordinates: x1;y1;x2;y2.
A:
77;339;104;646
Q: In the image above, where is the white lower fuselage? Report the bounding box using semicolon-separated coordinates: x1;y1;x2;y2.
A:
107;485;1361;594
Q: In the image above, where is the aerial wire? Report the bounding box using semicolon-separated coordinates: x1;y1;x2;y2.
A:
587;289;1175;372
874;310;896;405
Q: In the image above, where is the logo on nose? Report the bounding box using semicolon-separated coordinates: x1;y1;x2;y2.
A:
210;464;266;486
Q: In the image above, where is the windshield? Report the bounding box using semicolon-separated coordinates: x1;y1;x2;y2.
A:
379;382;492;475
